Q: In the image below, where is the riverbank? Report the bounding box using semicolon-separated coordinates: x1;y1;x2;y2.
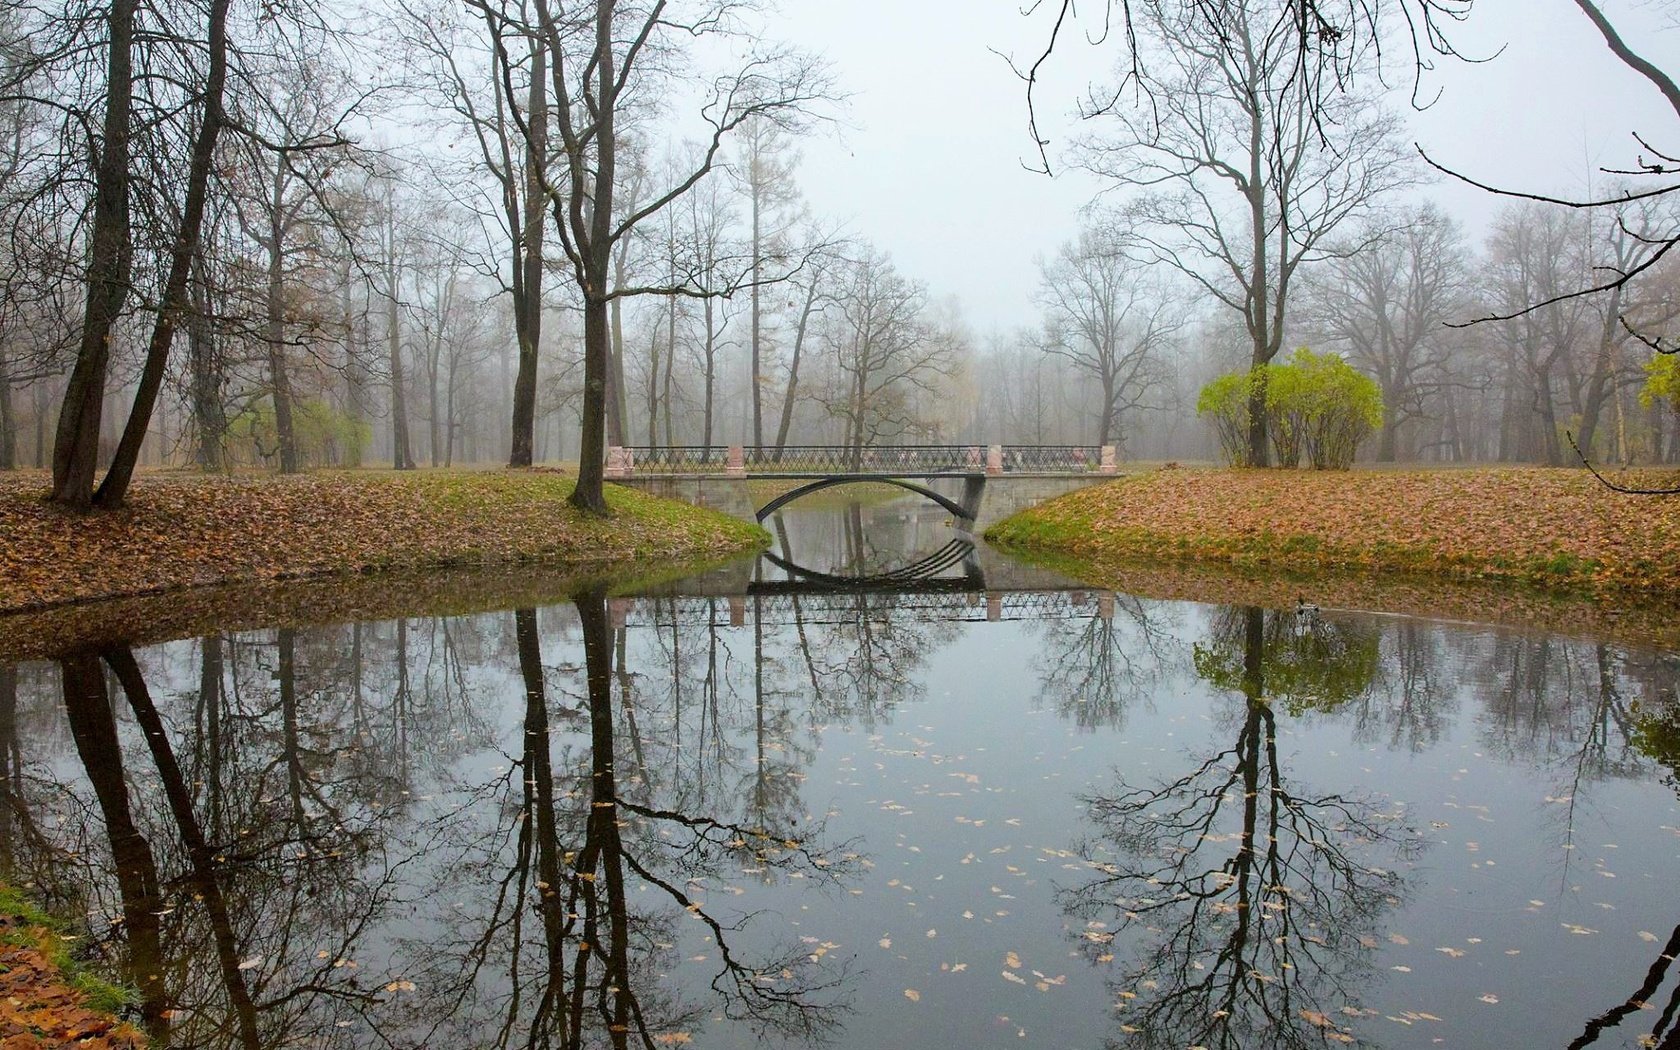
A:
0;470;767;614
0;885;142;1048
985;466;1680;599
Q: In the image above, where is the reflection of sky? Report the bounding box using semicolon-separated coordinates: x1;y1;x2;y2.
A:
764;493;972;578
10;577;1680;1048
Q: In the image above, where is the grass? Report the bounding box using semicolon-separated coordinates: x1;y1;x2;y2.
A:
986;465;1680;600
0;887;136;1021
0;468;768;614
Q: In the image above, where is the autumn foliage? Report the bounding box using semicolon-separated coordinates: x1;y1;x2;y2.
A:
0;906;143;1050
0;470;766;613
987;466;1680;598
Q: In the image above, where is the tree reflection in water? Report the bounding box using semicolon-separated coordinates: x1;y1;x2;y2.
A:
10;581;1680;1048
15;594;856;1049
1062;606;1417;1049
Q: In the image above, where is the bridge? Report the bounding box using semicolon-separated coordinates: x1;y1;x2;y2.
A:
606;444;1123;531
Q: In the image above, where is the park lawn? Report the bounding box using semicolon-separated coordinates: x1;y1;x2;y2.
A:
0;469;767;613
0;884;143;1048
986;466;1680;599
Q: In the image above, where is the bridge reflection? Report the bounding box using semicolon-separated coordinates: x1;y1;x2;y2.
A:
756;536;981;589
610;587;1122;626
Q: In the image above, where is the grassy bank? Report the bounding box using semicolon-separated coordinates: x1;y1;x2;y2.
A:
0;469;767;614
0;884;142;1047
986;466;1680;599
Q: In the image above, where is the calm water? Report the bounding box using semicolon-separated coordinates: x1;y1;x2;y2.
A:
4;497;1678;1049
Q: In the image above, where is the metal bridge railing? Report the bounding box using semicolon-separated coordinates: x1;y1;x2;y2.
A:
611;444;1116;476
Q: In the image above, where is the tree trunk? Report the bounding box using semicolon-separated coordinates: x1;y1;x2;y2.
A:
1536;367;1563;466
563;0;615;515
663;293;676;447
342;251;366;466
750;181;763;450
645;325;660;446
188;257;226;469
1245;366;1269;468
93;0;229;505
427;335;441;467
51;0;136;508
571;290;611;512
775;275;820;452
701;298;716;448
32;383;47;468
387;207;414;470
608;288;628;447
508;44;546;467
266;214;299;473
0;346;14;470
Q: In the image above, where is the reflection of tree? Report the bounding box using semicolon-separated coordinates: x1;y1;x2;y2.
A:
1567;921;1680;1049
1577;669;1680;1047
406;596;852;1048
1193;605;1381;716
59;653;170;1038
1032;595;1174;730
1063;607;1411;1049
43;630;432;1049
739;594;812;835
785;592;958;727
1347;620;1453;753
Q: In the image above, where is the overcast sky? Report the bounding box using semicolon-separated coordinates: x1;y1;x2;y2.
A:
752;0;1680;334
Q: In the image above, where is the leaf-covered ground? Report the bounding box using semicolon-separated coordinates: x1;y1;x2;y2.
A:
0;470;767;613
986;466;1680;599
0;888;142;1049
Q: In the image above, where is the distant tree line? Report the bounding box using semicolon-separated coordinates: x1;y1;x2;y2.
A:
4;0;1680;513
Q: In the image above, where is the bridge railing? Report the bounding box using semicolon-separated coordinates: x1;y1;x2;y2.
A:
610;444;1117;476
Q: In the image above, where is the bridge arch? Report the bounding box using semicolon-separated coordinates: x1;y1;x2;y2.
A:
760;539;978;589
754;474;975;523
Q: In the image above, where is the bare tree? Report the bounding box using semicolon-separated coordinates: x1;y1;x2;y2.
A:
1036;221;1185;450
732;116;801;451
816;246;955;459
1075;0;1408;465
1482;203;1596;465
1300;203;1471;461
462;0;834;512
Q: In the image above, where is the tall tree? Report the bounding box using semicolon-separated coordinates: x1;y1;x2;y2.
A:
1301;203;1471;461
818;246;955;458
732;117;800;451
1036;222;1185;449
465;0;832;512
47;0;136;506
1078;0;1406;465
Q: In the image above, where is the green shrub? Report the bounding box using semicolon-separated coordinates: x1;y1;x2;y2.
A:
1195;370;1260;467
1641;353;1680;413
229;398;371;469
1273;348;1383;470
1198;349;1382;470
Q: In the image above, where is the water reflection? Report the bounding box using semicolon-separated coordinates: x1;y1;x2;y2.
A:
1063;607;1413;1049
3;504;1679;1047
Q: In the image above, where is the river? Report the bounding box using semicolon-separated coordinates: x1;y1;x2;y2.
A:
3;495;1676;1049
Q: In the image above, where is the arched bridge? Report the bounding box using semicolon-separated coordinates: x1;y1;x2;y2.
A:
606;444;1124;531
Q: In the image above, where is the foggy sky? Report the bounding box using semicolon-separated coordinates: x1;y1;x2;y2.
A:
763;0;1680;334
